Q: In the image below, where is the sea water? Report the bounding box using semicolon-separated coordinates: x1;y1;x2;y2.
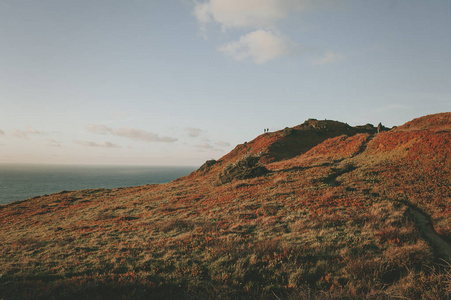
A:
0;164;197;205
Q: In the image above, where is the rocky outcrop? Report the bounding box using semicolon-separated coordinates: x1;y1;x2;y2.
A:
217;155;268;184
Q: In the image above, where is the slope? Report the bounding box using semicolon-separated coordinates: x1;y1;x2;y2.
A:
0;113;450;300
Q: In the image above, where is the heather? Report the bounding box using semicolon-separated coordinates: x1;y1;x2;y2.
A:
1;113;450;299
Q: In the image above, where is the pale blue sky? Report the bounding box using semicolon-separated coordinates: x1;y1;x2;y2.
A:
0;0;450;165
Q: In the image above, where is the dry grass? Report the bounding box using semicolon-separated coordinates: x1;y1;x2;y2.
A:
1;113;450;299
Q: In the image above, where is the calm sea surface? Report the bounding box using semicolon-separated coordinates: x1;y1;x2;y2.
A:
0;164;197;205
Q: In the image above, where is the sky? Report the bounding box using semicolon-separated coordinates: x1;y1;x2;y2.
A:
0;0;450;166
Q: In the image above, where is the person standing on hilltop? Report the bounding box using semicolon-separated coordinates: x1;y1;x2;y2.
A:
377;122;382;134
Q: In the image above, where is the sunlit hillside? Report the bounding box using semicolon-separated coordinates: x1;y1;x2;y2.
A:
1;113;450;299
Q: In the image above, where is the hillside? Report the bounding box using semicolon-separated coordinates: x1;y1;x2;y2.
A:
1;113;450;299
216;118;380;165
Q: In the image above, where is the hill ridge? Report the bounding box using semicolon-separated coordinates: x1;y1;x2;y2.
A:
214;118;381;169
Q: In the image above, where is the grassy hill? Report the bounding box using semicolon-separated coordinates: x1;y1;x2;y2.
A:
1;113;450;299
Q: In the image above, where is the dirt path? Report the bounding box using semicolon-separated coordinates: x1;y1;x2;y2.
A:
350;134;451;263
353;134;375;157
407;206;451;263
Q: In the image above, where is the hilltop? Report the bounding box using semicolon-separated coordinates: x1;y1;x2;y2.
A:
1;113;450;299
214;118;382;165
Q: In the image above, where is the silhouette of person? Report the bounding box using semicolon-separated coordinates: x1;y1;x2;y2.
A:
377;122;382;134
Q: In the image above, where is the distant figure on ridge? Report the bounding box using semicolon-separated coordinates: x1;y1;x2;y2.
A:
377;122;382;134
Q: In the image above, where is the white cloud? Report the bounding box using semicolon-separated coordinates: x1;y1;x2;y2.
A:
195;142;224;152
216;141;230;147
196;143;214;149
87;124;112;135
48;139;62;148
12;126;46;138
312;51;344;65
194;0;303;30
195;0;301;63
87;124;177;143
194;0;343;64
113;127;177;143
219;30;297;64
186;127;204;137
75;140;121;148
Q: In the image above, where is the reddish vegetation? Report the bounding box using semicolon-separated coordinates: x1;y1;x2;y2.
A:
1;113;450;299
220;118;377;165
393;112;451;132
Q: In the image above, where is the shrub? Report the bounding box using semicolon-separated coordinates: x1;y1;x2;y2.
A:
217;155;268;184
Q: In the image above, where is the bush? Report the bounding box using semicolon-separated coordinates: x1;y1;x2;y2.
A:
217;155;268;184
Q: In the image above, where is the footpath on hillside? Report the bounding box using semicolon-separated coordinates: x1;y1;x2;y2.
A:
407;206;451;263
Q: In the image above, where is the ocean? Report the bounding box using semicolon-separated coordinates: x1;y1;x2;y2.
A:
0;164;197;205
